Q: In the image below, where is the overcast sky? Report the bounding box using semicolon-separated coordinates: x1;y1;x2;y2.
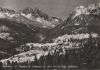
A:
0;0;98;17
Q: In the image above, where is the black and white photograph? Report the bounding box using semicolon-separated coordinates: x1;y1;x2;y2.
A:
0;0;100;70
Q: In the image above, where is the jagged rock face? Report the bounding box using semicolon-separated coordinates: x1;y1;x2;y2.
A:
20;7;61;29
72;3;100;18
46;3;100;41
21;7;34;14
0;7;15;14
71;6;89;19
65;3;100;31
0;7;60;29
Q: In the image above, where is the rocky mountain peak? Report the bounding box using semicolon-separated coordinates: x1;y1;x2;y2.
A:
0;7;15;14
22;7;34;14
70;3;100;19
71;6;88;18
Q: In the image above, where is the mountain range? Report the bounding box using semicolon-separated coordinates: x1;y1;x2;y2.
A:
0;3;100;61
0;7;62;49
47;3;100;40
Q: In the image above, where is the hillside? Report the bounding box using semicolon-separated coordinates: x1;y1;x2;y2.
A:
1;3;100;69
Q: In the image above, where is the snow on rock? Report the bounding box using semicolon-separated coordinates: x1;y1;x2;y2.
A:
4;13;16;18
72;3;100;19
0;12;17;18
36;17;42;23
73;6;89;18
21;13;32;19
0;12;6;18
